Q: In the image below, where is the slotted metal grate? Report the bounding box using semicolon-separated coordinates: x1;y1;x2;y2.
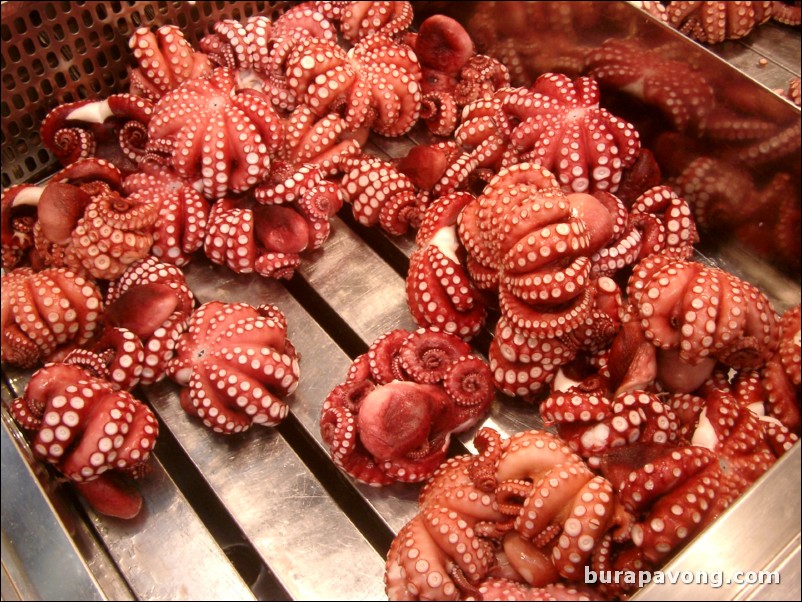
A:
0;1;292;188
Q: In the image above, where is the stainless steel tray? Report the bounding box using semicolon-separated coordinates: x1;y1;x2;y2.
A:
2;2;800;600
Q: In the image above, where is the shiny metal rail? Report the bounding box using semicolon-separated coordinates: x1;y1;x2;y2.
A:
2;2;801;601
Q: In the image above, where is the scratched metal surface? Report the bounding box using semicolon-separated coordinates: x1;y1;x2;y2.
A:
1;2;801;601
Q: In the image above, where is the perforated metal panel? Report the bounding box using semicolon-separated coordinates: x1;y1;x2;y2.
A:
0;1;292;188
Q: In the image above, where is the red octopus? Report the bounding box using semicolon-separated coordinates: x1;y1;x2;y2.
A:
9;361;159;519
165;301;299;435
41;94;154;175
406;191;488;340
104;257;196;386
122;161;211;268
1;267;103;369
284;34;422;137
198;15;274;75
454;163;622;396
431;74;641;198
385;428;631;599
597;386;796;588
320;328;494;485
129;25;213;101
663;1;798;44
145;67;284;200
338;154;424;236
316;1;414;44
3;158;159;281
585;38;716;132
409;14;509;136
628;255;780;391
761;304;801;431
503;73;641;195
203;175;341;280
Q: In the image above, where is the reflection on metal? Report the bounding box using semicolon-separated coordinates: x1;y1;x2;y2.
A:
1;401;110;601
1;1;800;600
634;444;801;601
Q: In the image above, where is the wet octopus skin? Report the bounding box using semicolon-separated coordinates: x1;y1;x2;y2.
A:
11;157;160;281
408;13;510;136
10;361;159;519
599;389;797;582
284;34;423;138
432;73;642;198
320;328;495;486
2;158;125;272
165;301;299;435
663;1;798;44
628;255;780;386
104;257;196;386
1;266;104;369
122;162;211;268
316;0;414;44
761;304;801;431
384;428;631;600
145;67;284;200
129;25;213;102
449;163;629;397
40;94;154;175
203;170;342;281
406;191;488;340
338;154;424;236
585;38;716;132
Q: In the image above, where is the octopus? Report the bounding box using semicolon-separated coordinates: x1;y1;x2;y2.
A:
585;38;716;131
122;161;211;268
9;361;159;519
199;15;275;75
165;301;300;434
316;1;414;44
284;34;422;137
409;14;509;136
503;73;641;194
145;67;284;200
384;428;631;599
541;386;681;467
40;178;158;281
406;191;488;340
338;154;424;236
760;304;801;431
104;257;196;386
129;25;213;101
628;255;780;391
2;157;157;280
596;386;797;594
431;74;641;198
320;328;495;485
203;177;340;280
453;163;625;397
3;160;126;274
663;1;799;44
1;266;103;369
40;94;154;175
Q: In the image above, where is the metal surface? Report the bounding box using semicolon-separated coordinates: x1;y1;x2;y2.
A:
1;1;801;601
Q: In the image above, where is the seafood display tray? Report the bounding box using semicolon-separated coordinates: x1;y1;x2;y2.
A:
2;2;800;600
